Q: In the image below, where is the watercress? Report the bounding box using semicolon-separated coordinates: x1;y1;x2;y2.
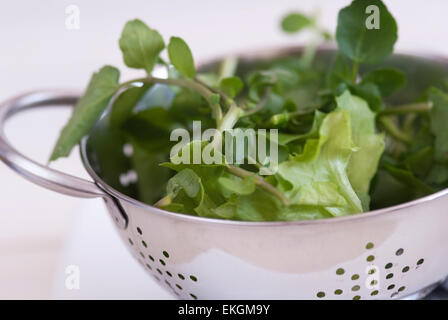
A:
50;0;448;221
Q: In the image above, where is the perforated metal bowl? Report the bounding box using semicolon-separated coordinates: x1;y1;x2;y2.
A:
1;48;448;300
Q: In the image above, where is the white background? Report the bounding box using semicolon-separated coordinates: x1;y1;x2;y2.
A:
0;0;447;299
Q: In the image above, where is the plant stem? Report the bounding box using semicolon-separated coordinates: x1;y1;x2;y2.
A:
226;165;289;205
378;102;433;116
379;116;412;145
218;56;238;81
119;76;223;124
242;87;271;117
264;104;320;126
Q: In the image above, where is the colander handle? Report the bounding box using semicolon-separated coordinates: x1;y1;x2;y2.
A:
0;90;106;198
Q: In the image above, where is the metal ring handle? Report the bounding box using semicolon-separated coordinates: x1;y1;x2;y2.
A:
0;90;105;198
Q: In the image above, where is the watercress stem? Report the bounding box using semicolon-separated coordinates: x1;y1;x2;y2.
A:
218;56;238;80
379;116;412;145
378;102;433;116
119;76;223;124
242;87;272;117
226;165;289;205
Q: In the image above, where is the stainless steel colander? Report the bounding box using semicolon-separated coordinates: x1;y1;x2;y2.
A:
1;48;448;300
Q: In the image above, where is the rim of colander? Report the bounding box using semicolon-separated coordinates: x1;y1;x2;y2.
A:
80;45;448;227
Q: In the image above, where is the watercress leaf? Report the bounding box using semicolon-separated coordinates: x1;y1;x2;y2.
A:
273;111;325;145
382;163;435;197
86;116;136;197
119;19;165;74
370;168;413;209
327;53;353;91
336;0;398;64
161;141;227;205
404;146;433;179
220;76;244;98
50;65;120;161
336;90;385;209
169;88;213;127
168;36;196;78
122;107;182;153
428;87;448;163
350;82;383;111
110;85;150;127
281;12;313;33
426;164;448;186
130;142;171;204
360;68;406;97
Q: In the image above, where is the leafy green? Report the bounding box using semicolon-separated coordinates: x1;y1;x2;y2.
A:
281;12;313;33
220;76;244;98
168;36;196;78
360;68;406;97
50;2;448;222
428;88;448;163
335;91;385;209
336;0;397;64
119;19;165;74
110;85;150;127
50;66;120;160
278;109;363;217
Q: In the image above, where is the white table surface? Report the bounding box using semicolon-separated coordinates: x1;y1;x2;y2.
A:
1;0;448;299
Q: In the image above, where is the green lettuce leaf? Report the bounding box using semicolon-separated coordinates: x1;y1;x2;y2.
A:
278;108;363;217
336;90;385;210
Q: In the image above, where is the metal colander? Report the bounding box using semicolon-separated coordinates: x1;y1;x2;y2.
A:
1;48;448;300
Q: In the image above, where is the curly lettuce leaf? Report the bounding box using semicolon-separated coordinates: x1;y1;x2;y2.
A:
336;91;385;209
278;108;363;217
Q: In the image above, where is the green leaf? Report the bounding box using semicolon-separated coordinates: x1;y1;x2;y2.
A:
110;85;150;127
119;19;165;74
233;189;283;221
360;68;406;97
327;53;353;91
274;111;325;145
167;168;201;198
336;91;385;209
218;175;256;196
350;82;383;111
122;107;182;153
426;164;448;186
281;12;313;33
428;88;448;163
404;146;433;179
220;76;244;98
382;163;435;197
130;142;171;204
278;109;363;216
50;66;120;161
167;36;196;78
336;0;398;64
